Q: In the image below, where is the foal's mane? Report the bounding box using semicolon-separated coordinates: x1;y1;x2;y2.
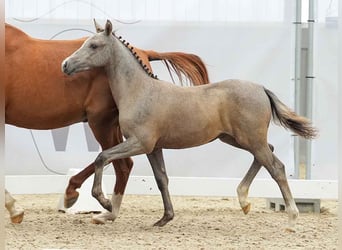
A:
112;32;210;85
113;32;159;80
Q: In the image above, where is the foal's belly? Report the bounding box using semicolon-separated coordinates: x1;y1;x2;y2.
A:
154;111;223;149
156;132;219;149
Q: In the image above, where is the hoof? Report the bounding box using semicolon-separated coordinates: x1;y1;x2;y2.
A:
153;215;173;227
10;211;24;224
64;192;79;208
153;220;167;227
91;212;115;225
91;217;105;225
242;203;251;215
285;227;296;233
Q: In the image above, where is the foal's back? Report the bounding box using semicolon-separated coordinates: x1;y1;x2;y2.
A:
150;78;271;116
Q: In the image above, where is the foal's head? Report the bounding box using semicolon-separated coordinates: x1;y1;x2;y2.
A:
62;20;114;75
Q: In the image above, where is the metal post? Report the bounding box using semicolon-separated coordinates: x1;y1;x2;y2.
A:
294;0;302;179
339;0;342;245
305;0;316;179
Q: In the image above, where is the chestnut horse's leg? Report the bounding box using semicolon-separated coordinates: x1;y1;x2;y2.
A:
64;162;95;208
5;189;24;224
64;117;133;219
91;126;134;224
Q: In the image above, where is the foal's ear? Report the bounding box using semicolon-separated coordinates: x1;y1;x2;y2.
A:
93;19;104;33
105;19;113;36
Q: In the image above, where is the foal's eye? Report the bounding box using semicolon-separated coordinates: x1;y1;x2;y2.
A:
90;44;98;49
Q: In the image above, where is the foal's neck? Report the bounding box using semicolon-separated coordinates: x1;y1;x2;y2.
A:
105;36;153;108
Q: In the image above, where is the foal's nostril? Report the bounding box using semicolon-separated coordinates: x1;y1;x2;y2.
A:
63;61;68;69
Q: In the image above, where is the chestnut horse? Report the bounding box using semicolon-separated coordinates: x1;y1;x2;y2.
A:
5;23;209;223
62;20;317;231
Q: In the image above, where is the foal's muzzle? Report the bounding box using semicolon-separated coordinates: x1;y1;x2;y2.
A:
61;60;74;75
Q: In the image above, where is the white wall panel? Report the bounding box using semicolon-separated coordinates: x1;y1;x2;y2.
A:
5;0;287;22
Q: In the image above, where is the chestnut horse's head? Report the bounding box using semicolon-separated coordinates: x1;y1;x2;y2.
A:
62;19;114;75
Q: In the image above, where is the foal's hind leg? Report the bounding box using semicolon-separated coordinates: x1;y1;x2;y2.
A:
219;134;274;214
253;146;299;232
237;159;261;215
237;144;274;215
146;148;174;226
5;189;24;224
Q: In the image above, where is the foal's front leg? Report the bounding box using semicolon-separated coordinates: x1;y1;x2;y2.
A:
92;137;145;212
147;148;174;226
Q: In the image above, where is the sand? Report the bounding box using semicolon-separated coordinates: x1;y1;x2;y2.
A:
5;194;338;249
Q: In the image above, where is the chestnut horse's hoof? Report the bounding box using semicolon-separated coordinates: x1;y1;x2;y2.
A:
64;192;79;208
91;212;115;225
242;203;251;215
10;210;24;224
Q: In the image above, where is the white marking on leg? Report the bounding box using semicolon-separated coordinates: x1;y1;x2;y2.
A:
286;199;299;232
237;182;250;213
111;193;123;219
91;193;123;224
91;211;114;224
237;159;261;214
5;190;24;223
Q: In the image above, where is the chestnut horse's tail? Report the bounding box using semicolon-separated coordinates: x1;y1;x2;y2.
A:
264;88;318;139
146;50;209;85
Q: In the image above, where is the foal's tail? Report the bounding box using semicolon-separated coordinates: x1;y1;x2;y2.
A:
146;50;209;86
264;88;318;139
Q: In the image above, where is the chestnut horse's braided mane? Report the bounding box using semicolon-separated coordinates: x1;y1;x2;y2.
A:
114;33;210;86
